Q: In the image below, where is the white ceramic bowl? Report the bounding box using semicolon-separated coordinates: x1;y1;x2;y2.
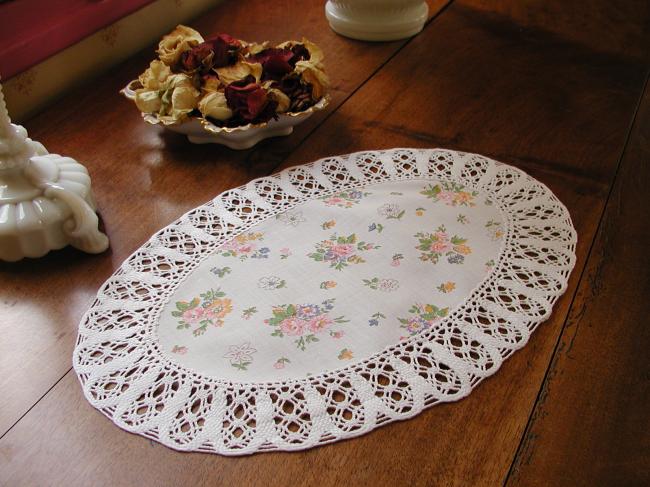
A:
121;81;329;150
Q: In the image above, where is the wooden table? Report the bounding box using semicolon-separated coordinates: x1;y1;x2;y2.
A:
1;1;648;485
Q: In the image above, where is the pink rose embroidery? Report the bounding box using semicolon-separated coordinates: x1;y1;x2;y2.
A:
308;233;379;271
415;225;471;265
182;307;205;324
331;243;354;258
267;299;348;351
280;317;307;336
308;315;332;333
172;289;233;336
429;241;451;253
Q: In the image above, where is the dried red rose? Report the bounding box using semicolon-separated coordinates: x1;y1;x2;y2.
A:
209;33;241;67
273;75;314;111
181;33;241;72
276;75;301;94
225;75;272;122
181;42;214;72
290;44;310;65
251;48;294;80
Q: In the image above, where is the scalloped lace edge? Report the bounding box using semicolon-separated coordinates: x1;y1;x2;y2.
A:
73;148;577;455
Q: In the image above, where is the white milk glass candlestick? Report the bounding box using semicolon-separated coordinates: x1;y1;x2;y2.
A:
325;0;429;41
0;82;109;262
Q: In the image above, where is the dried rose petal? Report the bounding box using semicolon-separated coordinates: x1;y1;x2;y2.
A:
290;44;310;65
202;73;221;91
181;33;241;72
276;75;301;95
138;60;171;90
301;39;324;67
277;39;320;66
295;60;329;100
181;42;215;71
251;48;294;80
267;88;291;113
242;40;269;56
216;61;262;85
157;25;203;66
198;91;233;121
208;33;242;68
224;76;271;122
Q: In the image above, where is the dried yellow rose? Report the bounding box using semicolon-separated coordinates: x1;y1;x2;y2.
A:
215;61;263;85
267;88;291;113
157;25;204;66
198;91;233;121
302;39;324;68
295;60;329;100
202;75;222;92
242;40;269;56
157;74;200;124
133;61;172;113
134;90;162;114
277;38;324;68
138;60;171;90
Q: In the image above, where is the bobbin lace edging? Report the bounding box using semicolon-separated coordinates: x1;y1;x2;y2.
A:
73;148;577;455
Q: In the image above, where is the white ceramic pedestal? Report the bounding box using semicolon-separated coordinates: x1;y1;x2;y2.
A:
325;0;428;41
0;83;109;262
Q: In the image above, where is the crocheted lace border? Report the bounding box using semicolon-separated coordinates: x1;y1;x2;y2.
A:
73;148;577;455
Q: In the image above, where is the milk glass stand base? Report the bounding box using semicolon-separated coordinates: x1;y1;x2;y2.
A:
325;0;429;41
0;82;109;262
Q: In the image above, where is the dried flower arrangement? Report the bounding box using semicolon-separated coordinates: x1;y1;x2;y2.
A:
128;25;329;128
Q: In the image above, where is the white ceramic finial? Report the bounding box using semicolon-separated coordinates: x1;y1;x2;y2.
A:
325;0;428;41
0;81;109;261
0;82;35;171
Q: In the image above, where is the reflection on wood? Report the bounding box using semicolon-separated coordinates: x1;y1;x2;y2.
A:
460;0;650;60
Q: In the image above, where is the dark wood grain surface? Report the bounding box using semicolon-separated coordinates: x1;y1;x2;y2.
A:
507;82;650;487
0;1;648;485
459;0;650;61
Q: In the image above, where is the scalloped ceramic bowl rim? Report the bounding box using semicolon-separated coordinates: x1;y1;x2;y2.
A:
120;79;330;135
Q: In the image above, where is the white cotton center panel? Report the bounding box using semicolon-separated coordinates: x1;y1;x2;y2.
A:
157;179;503;381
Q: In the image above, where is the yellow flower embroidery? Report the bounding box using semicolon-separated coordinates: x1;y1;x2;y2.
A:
206;298;233;320
338;348;353;360
235;232;263;244
321;220;336;229
437;281;456;293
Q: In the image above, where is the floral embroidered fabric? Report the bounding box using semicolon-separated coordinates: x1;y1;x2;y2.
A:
73;148;577;455
158;178;502;381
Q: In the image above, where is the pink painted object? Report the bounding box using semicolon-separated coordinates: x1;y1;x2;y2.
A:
0;0;156;79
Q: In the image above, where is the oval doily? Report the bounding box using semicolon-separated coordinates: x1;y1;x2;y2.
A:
73;148;577;455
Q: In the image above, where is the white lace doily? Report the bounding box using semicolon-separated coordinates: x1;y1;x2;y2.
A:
73;148;577;455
